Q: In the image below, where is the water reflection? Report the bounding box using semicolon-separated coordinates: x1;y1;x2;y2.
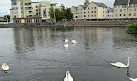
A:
0;27;136;81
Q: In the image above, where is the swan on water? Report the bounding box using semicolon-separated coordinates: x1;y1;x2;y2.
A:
111;57;131;68
64;44;68;48
64;71;73;81
2;63;9;71
129;78;137;81
64;39;69;43
71;40;77;44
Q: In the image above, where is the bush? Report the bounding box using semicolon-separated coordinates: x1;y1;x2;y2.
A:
126;23;137;34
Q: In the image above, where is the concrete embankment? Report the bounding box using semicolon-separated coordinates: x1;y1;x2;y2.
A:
0;20;134;28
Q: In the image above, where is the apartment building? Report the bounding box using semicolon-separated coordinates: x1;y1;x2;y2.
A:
113;0;137;20
71;0;89;20
107;7;113;19
86;2;108;20
10;0;32;22
71;0;113;21
10;0;60;23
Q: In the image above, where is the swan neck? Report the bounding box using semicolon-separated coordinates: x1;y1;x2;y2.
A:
127;59;130;67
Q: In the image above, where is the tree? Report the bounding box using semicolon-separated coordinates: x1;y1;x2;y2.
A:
49;7;54;19
4;15;10;22
49;4;73;22
65;8;73;21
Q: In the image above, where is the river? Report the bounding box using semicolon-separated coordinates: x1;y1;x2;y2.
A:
0;27;137;81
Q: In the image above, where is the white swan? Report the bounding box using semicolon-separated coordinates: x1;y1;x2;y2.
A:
2;63;9;71
111;57;131;68
64;39;69;43
64;71;73;81
64;44;68;48
71;40;77;44
129;78;137;81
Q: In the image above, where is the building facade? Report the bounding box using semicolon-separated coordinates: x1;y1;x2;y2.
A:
113;0;137;20
10;0;60;23
71;0;113;21
86;2;108;20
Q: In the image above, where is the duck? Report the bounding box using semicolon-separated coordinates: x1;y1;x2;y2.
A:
111;57;131;68
64;44;68;48
64;71;73;81
129;78;137;81
2;63;9;71
64;39;69;43
71;40;77;44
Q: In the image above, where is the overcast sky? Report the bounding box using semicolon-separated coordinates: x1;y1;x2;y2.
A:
0;0;115;17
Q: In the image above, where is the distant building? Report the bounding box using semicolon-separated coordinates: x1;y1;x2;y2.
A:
10;0;60;23
86;2;108;21
71;0;113;21
113;0;137;20
71;0;89;20
107;7;113;20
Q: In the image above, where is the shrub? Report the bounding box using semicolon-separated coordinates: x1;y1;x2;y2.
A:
126;23;137;34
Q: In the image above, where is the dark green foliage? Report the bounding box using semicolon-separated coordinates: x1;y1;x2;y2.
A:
126;23;137;34
4;15;10;22
49;5;73;22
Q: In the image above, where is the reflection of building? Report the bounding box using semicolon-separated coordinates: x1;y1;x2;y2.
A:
10;0;60;23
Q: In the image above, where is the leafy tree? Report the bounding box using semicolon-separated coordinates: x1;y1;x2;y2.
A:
49;7;54;19
4;15;10;22
65;8;73;21
49;4;73;22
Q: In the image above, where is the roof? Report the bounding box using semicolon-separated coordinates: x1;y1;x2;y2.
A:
114;0;128;6
93;2;107;8
130;0;137;4
107;7;113;12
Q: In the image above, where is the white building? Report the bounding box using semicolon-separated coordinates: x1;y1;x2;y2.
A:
113;0;137;20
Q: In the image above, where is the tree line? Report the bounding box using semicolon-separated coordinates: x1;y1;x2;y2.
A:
49;5;73;22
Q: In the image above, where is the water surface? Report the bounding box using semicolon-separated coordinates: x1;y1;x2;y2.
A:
0;27;137;81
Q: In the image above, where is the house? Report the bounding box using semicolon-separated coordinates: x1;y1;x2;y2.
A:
86;1;108;21
113;0;137;20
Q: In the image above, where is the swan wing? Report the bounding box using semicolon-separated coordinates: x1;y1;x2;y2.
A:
111;62;127;67
129;78;137;81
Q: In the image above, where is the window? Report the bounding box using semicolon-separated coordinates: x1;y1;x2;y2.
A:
91;11;93;13
120;9;122;12
94;14;96;17
123;14;126;16
134;8;136;11
12;1;17;5
36;6;38;8
120;14;121;16
94;11;96;13
134;13;136;16
94;7;96;9
129;13;132;16
84;15;86;17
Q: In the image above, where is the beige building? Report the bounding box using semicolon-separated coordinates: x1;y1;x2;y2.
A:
10;0;60;23
10;0;32;22
86;1;107;21
71;0;89;20
113;0;137;20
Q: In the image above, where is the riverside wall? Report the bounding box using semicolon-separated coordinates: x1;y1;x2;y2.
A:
0;20;135;28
